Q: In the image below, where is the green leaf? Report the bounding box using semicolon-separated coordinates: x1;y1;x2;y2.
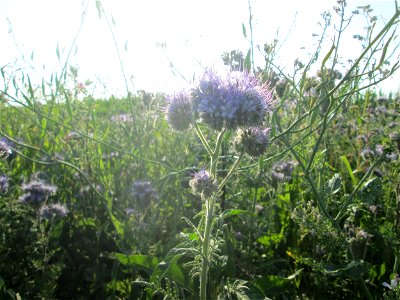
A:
150;254;195;293
244;49;251;72
340;155;357;186
95;0;102;18
221;209;253;219
253;275;289;296
242;23;247;38
326;173;342;194
112;253;160;271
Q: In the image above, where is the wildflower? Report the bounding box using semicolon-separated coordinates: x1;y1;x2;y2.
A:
125;207;136;216
189;169;218;198
383;274;400;289
235;127;270;157
131;180;159;209
111;114;134;123
165;91;194;131
19;180;57;206
275;78;289;98
192;70;273;130
64;131;82;141
0;137;15;160
271;161;298;182
0;174;9;194
39;203;68;219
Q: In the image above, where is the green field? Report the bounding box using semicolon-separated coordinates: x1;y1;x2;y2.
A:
1;2;400;300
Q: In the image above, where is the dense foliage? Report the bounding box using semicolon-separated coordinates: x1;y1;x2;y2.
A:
1;1;400;299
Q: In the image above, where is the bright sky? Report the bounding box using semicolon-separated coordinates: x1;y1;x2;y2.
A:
0;0;399;98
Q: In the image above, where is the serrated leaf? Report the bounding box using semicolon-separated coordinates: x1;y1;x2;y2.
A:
326;173;342;194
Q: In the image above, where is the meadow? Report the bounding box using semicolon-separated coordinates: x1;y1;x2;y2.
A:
1;1;400;299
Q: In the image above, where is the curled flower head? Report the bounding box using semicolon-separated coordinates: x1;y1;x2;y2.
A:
192;70;273;130
165;91;194;131
271;161;298;182
235;127;270;157
39;203;68;219
19;180;57;206
189;169;218;198
131;180;159;209
0;137;15;160
0;174;9;194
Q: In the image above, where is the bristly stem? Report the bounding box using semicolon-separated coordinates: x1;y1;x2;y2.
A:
199;128;225;300
194;122;213;157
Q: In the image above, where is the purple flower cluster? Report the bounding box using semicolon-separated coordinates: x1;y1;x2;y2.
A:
131;180;159;209
165;70;273;131
271;161;298;182
39;203;68;219
19;180;58;206
111;114;134;123
235;127;270;157
0;137;15;160
165;91;194;131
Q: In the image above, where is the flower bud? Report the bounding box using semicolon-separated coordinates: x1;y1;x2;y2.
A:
189;169;218;198
235;127;270;157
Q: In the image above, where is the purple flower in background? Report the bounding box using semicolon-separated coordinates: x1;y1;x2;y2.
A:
0;137;15;160
131;180;159;209
235;127;270;157
19;180;57;206
192;70;273;130
0;174;9;194
271;161;298;182
111;114;134;123
165;91;194;131
39;203;68;219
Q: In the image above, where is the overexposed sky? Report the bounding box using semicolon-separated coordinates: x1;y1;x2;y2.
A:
0;0;399;98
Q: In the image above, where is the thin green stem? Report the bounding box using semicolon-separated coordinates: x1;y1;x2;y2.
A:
211;129;225;176
218;152;244;190
335;156;383;221
194;122;213;157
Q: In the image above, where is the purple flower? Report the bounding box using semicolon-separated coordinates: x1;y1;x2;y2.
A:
0;174;9;194
189;169;218;198
165;91;194;131
39;203;68;219
235;127;270;157
131;180;159;209
0;137;15;160
111;114;134;123
271;161;298;182
19;180;57;205
192;70;273;130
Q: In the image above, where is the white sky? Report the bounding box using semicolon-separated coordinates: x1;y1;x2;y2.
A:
0;0;399;98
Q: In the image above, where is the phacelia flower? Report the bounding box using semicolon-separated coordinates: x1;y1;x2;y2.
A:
39;203;68;219
19;180;57;206
235;127;270;157
111;114;134;123
0;174;9;194
189;169;218;198
165;91;194;131
271;161;298;182
131;180;159;209
192;70;273;130
0;137;15;160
